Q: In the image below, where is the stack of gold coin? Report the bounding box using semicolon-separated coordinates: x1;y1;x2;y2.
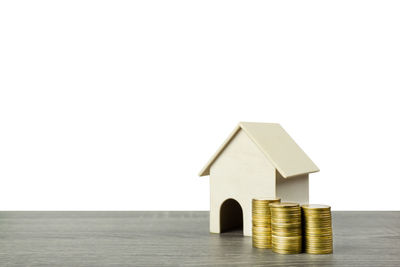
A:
302;204;333;254
252;198;281;248
270;202;302;254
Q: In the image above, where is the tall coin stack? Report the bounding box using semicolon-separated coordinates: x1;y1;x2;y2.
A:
252;198;281;248
270;202;302;254
302;204;333;254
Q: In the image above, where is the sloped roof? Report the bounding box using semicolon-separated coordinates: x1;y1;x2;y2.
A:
199;122;319;178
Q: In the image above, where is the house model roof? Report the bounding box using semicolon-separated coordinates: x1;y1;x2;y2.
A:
199;122;319;178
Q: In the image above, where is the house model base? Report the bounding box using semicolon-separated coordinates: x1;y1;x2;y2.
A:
199;122;319;236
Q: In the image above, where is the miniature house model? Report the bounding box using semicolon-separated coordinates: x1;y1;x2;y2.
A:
199;122;319;236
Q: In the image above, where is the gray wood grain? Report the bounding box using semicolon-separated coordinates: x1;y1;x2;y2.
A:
0;211;399;266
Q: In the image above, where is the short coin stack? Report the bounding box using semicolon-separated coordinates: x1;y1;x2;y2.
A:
270;202;302;254
302;204;333;254
252;198;281;248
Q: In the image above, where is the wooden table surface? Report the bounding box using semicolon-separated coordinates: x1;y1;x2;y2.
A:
0;211;399;266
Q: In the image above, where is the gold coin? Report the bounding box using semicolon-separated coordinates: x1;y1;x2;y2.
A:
304;225;332;230
302;204;331;210
253;233;272;237
305;249;333;254
253;243;271;249
273;219;301;223
305;232;332;237
272;247;302;254
270;202;299;208
305;238;333;243
272;223;302;228
305;241;333;246
253;197;281;201
303;215;331;220
272;237;302;243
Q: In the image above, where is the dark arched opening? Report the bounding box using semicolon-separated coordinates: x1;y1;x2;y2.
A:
220;198;243;233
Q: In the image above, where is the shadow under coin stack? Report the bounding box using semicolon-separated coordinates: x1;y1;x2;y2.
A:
301;204;333;254
252;198;281;248
270;202;302;254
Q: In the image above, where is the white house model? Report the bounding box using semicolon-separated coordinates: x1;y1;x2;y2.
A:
199;122;319;236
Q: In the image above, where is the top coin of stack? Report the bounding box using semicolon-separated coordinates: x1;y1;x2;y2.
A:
301;204;333;254
270;202;302;254
252;197;280;248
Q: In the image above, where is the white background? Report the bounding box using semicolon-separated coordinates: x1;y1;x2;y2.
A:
1;1;399;210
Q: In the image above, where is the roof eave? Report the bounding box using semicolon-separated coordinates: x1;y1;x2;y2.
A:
281;168;320;179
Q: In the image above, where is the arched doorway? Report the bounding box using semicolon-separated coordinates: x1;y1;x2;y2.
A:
220;198;243;233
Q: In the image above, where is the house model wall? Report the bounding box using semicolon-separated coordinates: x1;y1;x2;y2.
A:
199;122;319;237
